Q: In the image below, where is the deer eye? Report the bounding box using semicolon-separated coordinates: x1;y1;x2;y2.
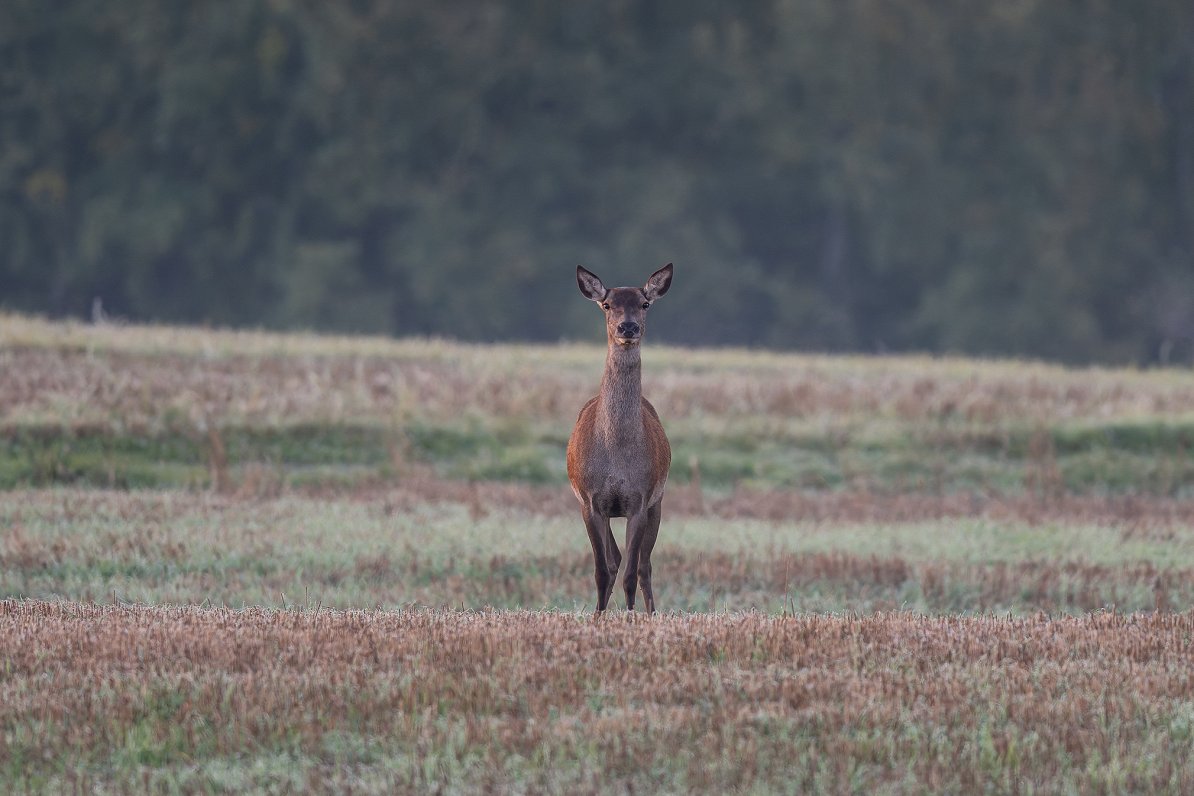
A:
642;302;651;309
601;302;610;310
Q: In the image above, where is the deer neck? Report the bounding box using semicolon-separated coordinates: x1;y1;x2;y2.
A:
596;342;644;443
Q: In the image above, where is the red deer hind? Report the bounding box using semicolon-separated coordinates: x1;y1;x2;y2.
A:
567;263;673;613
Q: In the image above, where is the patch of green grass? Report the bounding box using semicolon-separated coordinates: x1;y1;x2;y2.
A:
406;421;501;459
0;425;393;489
1051;420;1194;455
450;446;557;483
6;417;1194;494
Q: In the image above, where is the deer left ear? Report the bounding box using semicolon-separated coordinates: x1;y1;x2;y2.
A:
644;263;673;301
576;266;608;303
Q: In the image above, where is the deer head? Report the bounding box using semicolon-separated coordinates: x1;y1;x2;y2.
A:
576;263;673;349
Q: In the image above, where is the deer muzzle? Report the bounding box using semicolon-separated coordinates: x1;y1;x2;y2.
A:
615;321;641;342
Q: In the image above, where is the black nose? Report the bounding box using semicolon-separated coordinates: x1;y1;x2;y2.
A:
616;321;640;337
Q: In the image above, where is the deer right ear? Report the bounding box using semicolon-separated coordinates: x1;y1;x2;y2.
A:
643;263;673;301
576;266;607;303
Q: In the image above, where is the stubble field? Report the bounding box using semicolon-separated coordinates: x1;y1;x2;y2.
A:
4;312;1194;793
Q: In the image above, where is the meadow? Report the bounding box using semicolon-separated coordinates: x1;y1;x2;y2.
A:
4;312;1194;792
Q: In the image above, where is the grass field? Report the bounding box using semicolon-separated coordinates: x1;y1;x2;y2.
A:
4;312;1194;792
8;602;1194;793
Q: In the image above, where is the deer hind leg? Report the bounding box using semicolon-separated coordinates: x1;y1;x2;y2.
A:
603;518;622;606
583;507;615;613
636;501;662;614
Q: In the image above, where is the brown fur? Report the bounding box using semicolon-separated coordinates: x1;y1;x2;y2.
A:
566;264;673;612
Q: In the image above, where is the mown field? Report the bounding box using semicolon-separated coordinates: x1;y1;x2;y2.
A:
4;312;1194;793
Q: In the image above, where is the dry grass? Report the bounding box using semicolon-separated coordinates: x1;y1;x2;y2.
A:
5;313;1194;432
4;600;1194;793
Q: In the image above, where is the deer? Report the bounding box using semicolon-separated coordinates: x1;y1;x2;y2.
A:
566;263;673;613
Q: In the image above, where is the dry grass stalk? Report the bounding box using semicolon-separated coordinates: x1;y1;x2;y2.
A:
1025;425;1064;497
206;426;230;494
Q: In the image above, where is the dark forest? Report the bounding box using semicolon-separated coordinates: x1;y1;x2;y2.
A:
3;1;1193;362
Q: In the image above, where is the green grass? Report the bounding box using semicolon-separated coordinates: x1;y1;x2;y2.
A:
4;489;1193;614
5;417;1194;494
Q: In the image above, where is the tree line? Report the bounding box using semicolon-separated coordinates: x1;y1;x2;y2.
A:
3;1;1193;363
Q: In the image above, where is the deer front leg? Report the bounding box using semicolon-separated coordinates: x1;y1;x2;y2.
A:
623;505;656;611
582;507;615;613
637;501;662;614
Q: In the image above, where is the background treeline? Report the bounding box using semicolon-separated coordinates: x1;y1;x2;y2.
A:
2;1;1193;363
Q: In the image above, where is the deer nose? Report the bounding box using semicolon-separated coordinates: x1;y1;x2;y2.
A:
616;321;640;338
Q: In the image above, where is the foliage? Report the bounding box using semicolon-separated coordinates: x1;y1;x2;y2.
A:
2;3;1193;362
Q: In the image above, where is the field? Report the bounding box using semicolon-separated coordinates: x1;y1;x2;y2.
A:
4;312;1194;792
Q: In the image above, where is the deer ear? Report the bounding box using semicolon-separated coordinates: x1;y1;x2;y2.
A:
644;263;673;301
576;266;607;303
